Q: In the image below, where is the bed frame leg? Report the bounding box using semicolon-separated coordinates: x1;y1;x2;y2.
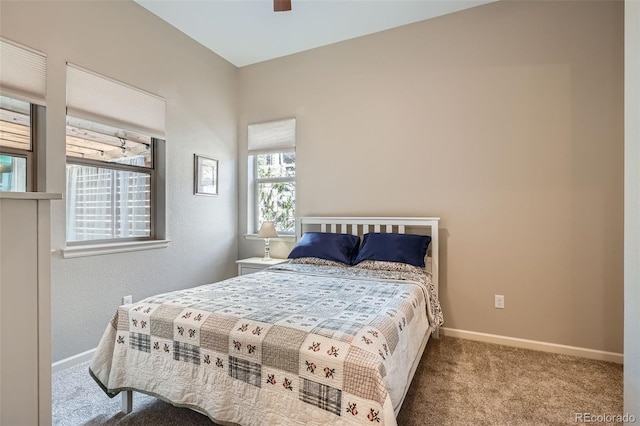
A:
121;390;133;414
433;327;440;339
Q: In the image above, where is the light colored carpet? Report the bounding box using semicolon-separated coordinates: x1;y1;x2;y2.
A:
396;336;622;425
52;336;622;425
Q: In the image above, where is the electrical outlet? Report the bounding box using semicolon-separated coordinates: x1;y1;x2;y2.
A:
123;295;133;305
495;294;504;309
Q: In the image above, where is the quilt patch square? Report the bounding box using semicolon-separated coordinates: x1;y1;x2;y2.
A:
342;346;387;404
262;325;308;373
173;341;200;365
270;301;306;312
165;295;206;307
116;308;129;332
244;309;288;323
189;300;227;312
342;392;384;423
334;310;375;325
200;314;237;353
312;319;362;343
299;334;347;387
228;320;271;362
114;331;129;353
129;332;150;353
276;314;324;333
150;338;173;358
353;327;389;364
174;308;211;344
216;304;257;317
150;305;184;339
262;366;298;395
228;356;261;387
128;303;159;336
400;300;415;324
201;348;228;373
299;378;342;416
369;315;399;353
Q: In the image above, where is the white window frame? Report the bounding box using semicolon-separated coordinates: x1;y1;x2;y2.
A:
247;118;296;235
251;151;296;235
62;134;168;257
62;64;168;257
64;125;163;244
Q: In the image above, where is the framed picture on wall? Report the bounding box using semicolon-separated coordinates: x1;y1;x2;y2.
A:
194;154;218;196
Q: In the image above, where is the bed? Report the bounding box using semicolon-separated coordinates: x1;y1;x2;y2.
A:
89;216;443;425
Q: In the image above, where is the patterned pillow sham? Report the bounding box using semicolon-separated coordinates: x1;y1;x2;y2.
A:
353;259;427;274
289;257;352;268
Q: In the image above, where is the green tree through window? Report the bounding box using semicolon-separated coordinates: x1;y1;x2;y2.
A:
256;152;295;233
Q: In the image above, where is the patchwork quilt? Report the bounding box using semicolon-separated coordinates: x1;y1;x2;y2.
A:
89;261;443;426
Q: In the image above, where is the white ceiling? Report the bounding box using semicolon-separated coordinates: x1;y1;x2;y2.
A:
135;0;495;67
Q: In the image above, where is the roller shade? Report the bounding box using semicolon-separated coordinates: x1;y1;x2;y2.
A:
248;118;296;155
0;38;47;105
66;64;165;139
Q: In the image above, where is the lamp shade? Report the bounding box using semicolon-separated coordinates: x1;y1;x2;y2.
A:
258;221;278;239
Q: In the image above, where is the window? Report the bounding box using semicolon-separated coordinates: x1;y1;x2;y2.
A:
65;118;159;242
1;96;31;191
248;118;296;234
65;64;166;245
0;38;47;192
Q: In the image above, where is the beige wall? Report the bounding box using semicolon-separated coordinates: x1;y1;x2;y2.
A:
239;1;624;353
0;0;625;361
625;0;640;417
0;1;239;361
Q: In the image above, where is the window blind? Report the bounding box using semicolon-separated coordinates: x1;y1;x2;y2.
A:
0;38;47;105
66;64;166;139
248;118;296;155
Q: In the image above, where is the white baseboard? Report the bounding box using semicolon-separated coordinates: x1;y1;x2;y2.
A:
440;327;624;364
51;348;96;374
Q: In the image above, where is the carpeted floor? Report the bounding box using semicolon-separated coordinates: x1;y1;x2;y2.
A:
52;336;623;425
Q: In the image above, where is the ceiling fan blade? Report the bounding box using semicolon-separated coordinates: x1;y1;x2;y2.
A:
274;0;291;12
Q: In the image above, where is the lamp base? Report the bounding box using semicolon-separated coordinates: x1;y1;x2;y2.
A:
262;238;271;261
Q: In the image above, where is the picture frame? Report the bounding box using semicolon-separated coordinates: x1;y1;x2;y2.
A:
194;154;218;196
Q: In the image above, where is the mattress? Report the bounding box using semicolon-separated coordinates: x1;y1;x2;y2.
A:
89;259;443;425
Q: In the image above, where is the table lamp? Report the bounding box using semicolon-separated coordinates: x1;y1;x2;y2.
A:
258;221;278;260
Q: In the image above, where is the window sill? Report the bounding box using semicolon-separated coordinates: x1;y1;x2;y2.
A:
61;239;170;259
243;234;296;242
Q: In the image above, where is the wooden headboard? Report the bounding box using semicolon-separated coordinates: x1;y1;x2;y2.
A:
296;216;440;295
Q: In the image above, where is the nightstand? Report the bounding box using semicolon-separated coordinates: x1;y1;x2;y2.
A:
236;257;289;276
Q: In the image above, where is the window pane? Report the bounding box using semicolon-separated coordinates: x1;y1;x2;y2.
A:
0;95;31;151
257;181;295;233
66;164;151;242
257;152;295;179
0;154;27;192
66;121;152;167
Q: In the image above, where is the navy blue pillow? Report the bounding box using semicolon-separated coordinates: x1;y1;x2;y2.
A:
353;233;431;267
288;232;361;265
